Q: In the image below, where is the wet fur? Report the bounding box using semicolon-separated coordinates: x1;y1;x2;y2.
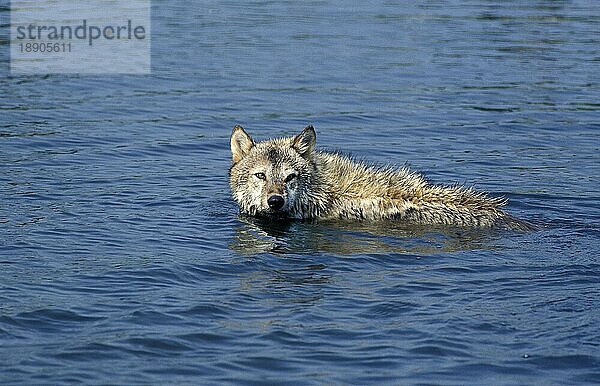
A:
229;125;532;230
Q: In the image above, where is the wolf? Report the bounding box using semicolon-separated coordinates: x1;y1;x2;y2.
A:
229;125;532;229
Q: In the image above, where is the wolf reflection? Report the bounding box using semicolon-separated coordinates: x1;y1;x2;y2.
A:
230;216;501;256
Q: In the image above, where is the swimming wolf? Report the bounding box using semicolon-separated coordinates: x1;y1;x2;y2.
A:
229;125;532;229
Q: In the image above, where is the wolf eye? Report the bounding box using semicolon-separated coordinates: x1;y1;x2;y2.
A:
254;172;266;180
285;173;297;183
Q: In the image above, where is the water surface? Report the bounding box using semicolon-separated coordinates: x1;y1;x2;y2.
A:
1;1;599;384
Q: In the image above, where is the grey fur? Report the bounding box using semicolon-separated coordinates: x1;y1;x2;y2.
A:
229;125;532;230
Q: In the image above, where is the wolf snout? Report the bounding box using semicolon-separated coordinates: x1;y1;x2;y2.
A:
267;195;285;210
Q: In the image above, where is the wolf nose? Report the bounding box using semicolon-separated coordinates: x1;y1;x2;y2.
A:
267;195;285;210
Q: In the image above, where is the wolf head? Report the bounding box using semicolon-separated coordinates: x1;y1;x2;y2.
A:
229;125;317;219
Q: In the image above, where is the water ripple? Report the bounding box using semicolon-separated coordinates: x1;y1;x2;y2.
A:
1;1;599;384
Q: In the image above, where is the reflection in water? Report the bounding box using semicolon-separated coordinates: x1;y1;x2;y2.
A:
230;215;503;256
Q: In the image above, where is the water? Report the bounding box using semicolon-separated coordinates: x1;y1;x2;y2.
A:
1;1;599;384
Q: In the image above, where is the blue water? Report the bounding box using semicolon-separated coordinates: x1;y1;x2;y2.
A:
1;1;600;384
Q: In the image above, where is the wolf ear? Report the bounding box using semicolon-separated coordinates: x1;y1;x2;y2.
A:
230;125;254;163
292;125;316;157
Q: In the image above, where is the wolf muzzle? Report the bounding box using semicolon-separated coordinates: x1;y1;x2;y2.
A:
267;195;285;211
